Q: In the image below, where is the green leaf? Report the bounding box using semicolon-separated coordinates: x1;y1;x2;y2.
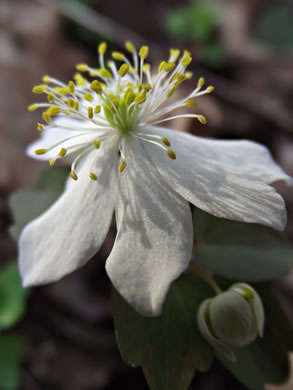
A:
164;2;217;43
218;284;293;390
0;334;26;390
9;166;69;240
0;263;30;329
193;209;293;281
112;274;215;390
255;6;293;52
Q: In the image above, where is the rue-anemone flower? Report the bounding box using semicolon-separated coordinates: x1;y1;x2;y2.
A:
19;42;291;316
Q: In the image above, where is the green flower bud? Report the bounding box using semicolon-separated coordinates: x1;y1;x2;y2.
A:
197;283;265;361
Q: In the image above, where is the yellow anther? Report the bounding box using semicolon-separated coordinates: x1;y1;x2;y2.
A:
47;93;55;103
185;71;193;79
49;159;56;166
74;73;87;86
32;84;48;94
89;172;98;181
185;99;197;108
88;107;93;119
68;81;75;94
142;83;152;92
134;92;146;105
167;149;176;160
99;68;112;79
118;63;129;78
111;97;119;111
55;87;69;95
70;170;78;180
119;161;127;172
112;51;125;61
158;61;166;72
35;148;47;155
47;106;60;116
93;140;101;148
67;98;74;108
139;46;149;59
76;63;88;72
173;73;186;82
167;87;175;98
37;123;44;131
84;93;94;102
42;75;51;83
184;49;191;57
94;105;101;114
28;104;38;112
125;90;136;105
197;77;205;89
161;137;171;147
198;115;207;124
90;80;102;94
73;101;79;111
58;147;67;157
182;55;192;67
42;112;52;123
207;86;215;93
124;41;135;54
98;42;107;55
143;63;151;73
170;48;180;60
163;62;176;72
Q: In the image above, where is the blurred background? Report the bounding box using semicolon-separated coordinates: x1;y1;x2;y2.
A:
1;0;293;388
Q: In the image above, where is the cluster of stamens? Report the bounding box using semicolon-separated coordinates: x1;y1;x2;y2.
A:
29;41;214;181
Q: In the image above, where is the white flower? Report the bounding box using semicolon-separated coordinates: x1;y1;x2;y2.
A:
19;42;291;316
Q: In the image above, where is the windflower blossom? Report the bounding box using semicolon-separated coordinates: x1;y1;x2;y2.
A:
19;42;291;316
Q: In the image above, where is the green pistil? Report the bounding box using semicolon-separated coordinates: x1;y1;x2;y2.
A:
103;95;138;134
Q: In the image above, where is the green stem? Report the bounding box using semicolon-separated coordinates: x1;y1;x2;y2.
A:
188;263;222;295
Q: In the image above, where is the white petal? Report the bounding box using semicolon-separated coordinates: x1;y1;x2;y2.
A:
106;136;193;317
26;117;98;160
143;127;289;231
19;142;118;286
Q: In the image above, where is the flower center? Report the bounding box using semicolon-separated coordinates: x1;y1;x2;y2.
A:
29;41;214;181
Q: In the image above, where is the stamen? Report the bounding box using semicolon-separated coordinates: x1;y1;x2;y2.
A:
89;172;98;181
125;41;135;53
118;63;129;78
112;51;125;61
197;77;205;89
139;46;149;59
37;123;44;131
58;147;67;157
68;81;75;94
32;84;48;94
98;42;107;55
88;107;93;119
167;149;176;160
70;170;78;180
90;80;103;95
28;104;38;111
135;92;146;105
35;148;47;155
185;100;197;107
119;161;126;172
99;68;112;79
76;64;89;72
84;93;94;102
93;140;101;148
94;105;101;114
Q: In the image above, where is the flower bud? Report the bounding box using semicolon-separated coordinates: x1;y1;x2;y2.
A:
197;283;265;361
